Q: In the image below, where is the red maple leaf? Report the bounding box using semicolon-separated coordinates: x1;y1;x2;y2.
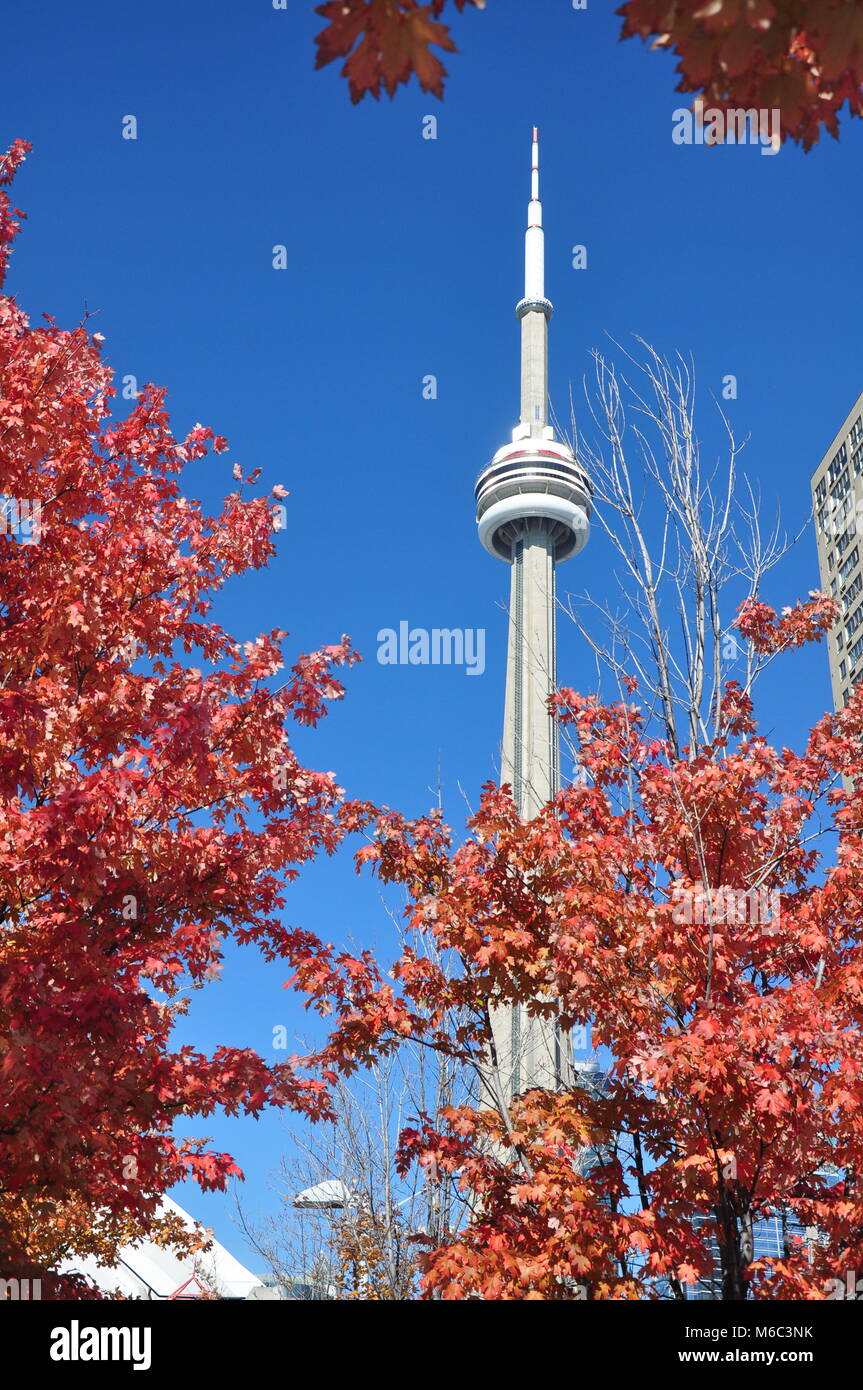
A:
314;0;484;103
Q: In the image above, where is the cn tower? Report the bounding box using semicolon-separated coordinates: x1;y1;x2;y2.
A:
475;130;592;1098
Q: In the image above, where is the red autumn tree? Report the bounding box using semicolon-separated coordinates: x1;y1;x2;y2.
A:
0;141;357;1293
280;593;863;1299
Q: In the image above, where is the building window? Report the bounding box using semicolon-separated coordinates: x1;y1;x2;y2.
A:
832;468;851;501
816;477;828;506
844;573;862;607
830;445;849;482
840;546;860;583
841;660;848;680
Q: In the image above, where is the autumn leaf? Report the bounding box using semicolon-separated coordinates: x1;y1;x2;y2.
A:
314;0;484;103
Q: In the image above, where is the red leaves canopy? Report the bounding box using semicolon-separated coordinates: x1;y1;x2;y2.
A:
281;596;863;1298
618;0;863;149
315;0;863;149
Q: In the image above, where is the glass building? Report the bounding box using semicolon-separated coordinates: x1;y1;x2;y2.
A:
683;1208;816;1301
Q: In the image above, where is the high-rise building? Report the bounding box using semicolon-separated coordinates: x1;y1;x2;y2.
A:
678;1165;841;1300
811;389;863;709
474;131;592;1097
682;1210;816;1301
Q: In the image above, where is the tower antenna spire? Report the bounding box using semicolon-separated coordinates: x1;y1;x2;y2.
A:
514;126;553;437
525;126;544;305
531;125;539;199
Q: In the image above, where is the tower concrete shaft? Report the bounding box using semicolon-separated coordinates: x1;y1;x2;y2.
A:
502;520;557;820
475;130;592;1102
497;518;561;1096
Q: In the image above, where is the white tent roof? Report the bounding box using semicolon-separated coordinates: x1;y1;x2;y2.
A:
57;1195;268;1300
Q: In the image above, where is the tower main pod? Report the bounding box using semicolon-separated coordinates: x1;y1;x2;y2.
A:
474;130;592;1099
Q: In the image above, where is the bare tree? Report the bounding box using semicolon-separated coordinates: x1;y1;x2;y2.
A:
560;337;807;761
237;1045;469;1300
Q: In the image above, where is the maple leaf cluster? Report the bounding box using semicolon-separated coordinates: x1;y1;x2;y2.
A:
736;590;839;653
618;0;863;150
0;145;359;1291
314;0;485;103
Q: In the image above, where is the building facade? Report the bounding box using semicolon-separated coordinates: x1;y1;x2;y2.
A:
811;389;863;709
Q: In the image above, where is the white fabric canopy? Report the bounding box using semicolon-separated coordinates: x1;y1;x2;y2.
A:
57;1194;269;1300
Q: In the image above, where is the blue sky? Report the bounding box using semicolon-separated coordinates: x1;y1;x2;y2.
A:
5;0;863;1267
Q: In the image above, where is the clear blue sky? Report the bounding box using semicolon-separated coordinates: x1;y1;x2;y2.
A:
4;0;862;1266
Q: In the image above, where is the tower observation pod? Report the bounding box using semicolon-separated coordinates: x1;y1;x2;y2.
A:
475;129;592;1102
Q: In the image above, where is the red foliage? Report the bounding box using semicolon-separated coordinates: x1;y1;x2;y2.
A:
618;0;863;150
0;144;358;1288
0;140;31;286
282;612;863;1297
314;0;485;103
312;0;863;148
735;591;839;653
